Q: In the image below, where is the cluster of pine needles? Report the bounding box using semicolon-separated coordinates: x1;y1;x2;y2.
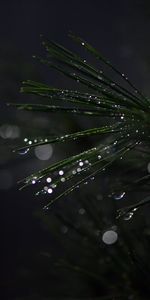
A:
10;34;150;219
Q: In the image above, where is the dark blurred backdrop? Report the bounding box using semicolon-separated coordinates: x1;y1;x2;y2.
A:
1;1;150;299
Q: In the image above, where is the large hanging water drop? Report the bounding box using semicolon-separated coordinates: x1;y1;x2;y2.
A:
18;148;30;155
113;192;125;200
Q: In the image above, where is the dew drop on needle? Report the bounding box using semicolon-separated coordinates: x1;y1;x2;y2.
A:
113;192;125;200
18;148;30;155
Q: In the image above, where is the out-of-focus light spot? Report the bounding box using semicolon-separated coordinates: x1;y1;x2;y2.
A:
72;170;76;175
34;144;53;160
0;170;13;190
78;208;85;215
61;225;68;234
0;124;20;139
60;177;65;182
147;162;150;173
44;186;48;191
102;229;118;245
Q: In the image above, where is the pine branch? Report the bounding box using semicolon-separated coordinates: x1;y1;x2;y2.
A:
10;35;150;218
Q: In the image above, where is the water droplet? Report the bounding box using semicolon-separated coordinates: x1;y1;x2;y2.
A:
79;161;84;167
46;177;52;183
48;188;53;194
43;205;49;211
59;170;64;176
18;148;30;155
77;167;82;173
28;140;32;145
81;42;85;46
113;192;125;200
24;138;28;142
32;179;36;184
98;155;102;159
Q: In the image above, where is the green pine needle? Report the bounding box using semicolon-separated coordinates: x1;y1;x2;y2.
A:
10;35;150;216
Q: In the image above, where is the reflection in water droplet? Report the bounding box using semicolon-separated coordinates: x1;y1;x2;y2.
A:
123;212;134;221
113;192;125;200
18;148;30;155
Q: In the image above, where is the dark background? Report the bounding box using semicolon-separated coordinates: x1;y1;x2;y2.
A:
1;1;150;299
